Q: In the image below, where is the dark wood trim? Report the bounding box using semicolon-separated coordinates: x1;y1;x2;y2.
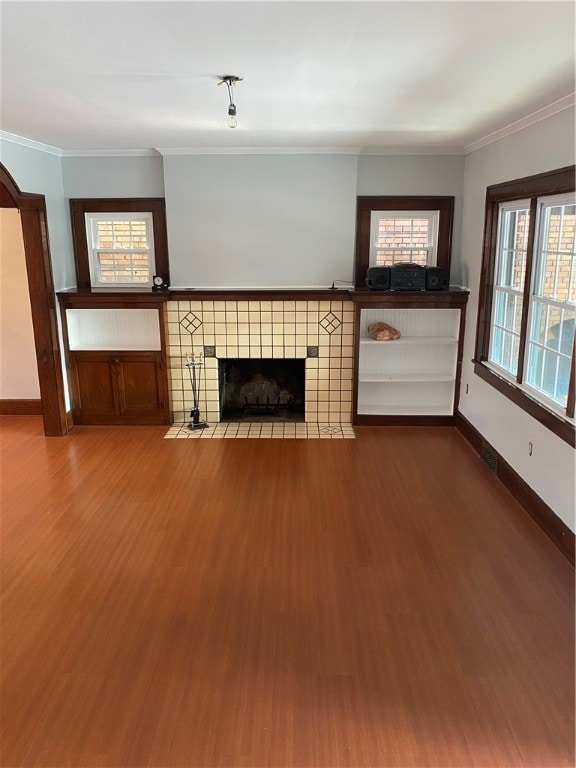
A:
456;412;575;566
168;289;352;301
484;165;575;202
353;196;455;289
0;399;42;415
58;289;352;306
516;198;538;384
567;336;575;419
354;415;457;426
0;163;68;436
473;165;576;442
58;290;168;310
350;288;468;308
69;198;170;290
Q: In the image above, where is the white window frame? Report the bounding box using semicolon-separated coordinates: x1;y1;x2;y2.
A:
523;192;576;411
369;210;439;268
85;212;156;289
487;199;530;378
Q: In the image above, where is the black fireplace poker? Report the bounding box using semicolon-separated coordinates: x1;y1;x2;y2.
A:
186;354;209;431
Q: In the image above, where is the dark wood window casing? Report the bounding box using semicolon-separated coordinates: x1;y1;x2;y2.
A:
70;198;170;290
473;165;575;446
354;195;455;288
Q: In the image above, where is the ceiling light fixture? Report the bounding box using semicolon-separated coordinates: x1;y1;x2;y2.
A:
218;74;243;129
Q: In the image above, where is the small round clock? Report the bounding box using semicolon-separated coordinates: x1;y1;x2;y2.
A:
152;275;168;291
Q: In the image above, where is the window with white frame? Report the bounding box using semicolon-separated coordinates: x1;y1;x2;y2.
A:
475;166;575;444
369;210;439;267
524;195;575;407
85;212;155;288
488;201;530;375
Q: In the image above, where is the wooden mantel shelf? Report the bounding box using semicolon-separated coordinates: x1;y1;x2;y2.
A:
57;288;354;307
57;287;470;309
350;287;469;307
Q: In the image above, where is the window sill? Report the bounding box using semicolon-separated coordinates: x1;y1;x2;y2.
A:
473;360;575;447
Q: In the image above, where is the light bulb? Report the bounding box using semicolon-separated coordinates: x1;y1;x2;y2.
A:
228;114;238;129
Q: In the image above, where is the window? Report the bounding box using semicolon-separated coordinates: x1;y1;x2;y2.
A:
370;210;439;267
70;198;170;290
85;213;155;287
474;166;575;445
354;196;454;288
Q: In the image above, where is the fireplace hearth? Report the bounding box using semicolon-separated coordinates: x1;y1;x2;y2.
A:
219;359;305;422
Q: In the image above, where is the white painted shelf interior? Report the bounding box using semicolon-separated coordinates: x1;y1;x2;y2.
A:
357;308;459;415
66;308;161;351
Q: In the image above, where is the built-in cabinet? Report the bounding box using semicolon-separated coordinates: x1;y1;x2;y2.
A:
69;351;168;425
351;290;469;425
58;292;171;426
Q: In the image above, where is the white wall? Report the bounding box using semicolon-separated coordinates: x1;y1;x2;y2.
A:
163;154;358;288
357;154;465;285
0;138;74;290
0;209;40;399
459;108;576;531
62;155;165;198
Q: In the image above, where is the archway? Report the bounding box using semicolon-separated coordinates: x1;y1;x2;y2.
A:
0;163;67;436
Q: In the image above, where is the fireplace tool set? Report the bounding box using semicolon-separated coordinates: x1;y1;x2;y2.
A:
186;353;208;431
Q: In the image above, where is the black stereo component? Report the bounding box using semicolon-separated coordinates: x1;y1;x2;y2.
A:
365;266;391;291
390;263;426;291
425;267;449;291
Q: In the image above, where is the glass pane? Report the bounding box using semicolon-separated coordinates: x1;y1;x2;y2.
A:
493;290;505;327
375;249;428;266
525;342;543;390
98;251;150;283
535;203;576;302
489;326;503;367
498;208;529;289
556;356;571;404
540;350;558;398
547;308;576;355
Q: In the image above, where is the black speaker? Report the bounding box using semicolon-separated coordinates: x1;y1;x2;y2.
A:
426;267;449;291
366;267;391;291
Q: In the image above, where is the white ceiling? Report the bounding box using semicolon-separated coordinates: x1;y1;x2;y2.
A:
0;1;574;154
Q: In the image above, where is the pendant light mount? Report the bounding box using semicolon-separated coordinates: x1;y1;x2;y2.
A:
217;75;243;129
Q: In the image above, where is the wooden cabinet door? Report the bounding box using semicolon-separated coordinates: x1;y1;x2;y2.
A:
116;355;169;424
70;352;170;425
71;354;117;423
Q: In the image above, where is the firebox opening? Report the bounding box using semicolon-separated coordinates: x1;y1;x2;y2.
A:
218;359;305;423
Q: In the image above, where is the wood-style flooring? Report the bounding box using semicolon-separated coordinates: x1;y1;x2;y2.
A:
1;416;574;767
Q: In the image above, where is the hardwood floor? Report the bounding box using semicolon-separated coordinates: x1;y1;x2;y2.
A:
1;416;574;768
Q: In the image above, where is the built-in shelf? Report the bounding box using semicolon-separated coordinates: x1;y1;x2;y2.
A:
357;404;454;416
351;290;469;425
359;374;455;383
360;336;457;346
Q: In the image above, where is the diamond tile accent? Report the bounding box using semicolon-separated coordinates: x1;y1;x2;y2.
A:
319;312;342;334
180;312;203;334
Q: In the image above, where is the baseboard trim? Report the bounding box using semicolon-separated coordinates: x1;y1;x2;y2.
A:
456;412;575;566
0;399;42;415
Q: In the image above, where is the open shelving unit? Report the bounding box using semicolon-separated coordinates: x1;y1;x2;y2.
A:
351;290;469;425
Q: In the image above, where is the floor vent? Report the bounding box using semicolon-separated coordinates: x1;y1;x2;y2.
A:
481;443;498;473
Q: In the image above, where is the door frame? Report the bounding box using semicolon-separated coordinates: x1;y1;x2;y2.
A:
0;163;68;436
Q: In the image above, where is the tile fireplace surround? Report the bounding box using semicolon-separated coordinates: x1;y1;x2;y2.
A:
166;298;354;425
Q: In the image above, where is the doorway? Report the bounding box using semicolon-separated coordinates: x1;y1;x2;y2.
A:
0;163;67;436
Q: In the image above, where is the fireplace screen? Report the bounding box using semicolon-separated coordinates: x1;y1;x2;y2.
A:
219;359;305;422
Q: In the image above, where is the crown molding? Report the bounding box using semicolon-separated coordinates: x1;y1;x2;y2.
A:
156;146;363;155
0;130;62;156
61;148;162;157
358;147;464;156
464;93;575;155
